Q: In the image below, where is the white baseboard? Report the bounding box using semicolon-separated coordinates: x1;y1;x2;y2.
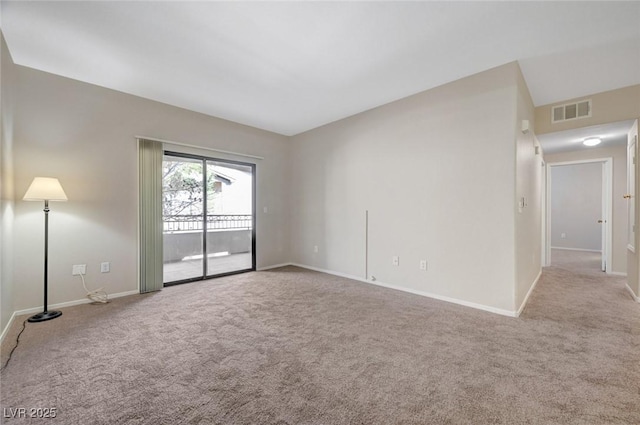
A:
257;263;293;271
550;247;602;253
0;311;18;346
290;263;363;283
1;290;139;345
516;270;542;317
608;271;628;277
290;263;518;317
625;284;640;302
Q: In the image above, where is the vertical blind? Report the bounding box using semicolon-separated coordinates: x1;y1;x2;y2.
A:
138;138;163;293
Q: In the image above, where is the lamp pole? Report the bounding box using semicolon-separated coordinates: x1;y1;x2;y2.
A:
43;200;49;314
28;199;62;322
24;177;66;322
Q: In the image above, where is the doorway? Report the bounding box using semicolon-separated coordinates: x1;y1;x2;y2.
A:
545;158;612;272
162;151;256;285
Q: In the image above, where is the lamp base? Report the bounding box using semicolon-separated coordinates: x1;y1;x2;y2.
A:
28;310;62;323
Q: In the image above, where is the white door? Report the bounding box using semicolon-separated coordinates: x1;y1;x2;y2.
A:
627;124;637;253
547;158;612;272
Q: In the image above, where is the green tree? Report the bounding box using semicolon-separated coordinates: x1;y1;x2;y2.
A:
162;160;217;219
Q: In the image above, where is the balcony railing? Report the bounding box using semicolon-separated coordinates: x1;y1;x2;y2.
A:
163;214;253;232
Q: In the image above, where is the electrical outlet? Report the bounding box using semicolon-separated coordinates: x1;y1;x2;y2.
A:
420;260;427;271
72;264;86;275
392;256;399;266
101;262;110;273
561;233;566;239
314;245;319;253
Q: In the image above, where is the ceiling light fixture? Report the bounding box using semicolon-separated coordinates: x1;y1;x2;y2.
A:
583;137;602;147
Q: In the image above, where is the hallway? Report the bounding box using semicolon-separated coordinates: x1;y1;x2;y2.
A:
526;248;638;332
549;248;602;273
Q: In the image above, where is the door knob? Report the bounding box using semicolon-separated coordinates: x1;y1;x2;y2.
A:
597;220;606;223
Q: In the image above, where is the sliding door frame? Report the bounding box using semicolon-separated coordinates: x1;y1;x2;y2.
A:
163;150;256;286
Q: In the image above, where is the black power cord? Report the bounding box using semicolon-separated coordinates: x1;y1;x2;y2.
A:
0;319;28;372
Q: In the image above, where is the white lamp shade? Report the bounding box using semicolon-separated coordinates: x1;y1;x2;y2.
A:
23;177;68;201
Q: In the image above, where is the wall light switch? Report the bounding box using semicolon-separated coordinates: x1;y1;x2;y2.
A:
392;256;399;266
420;260;427;271
313;245;319;253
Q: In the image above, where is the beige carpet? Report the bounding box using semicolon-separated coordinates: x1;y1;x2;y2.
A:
550;248;603;273
1;259;639;424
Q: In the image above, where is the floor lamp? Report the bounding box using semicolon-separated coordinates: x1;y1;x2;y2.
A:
23;177;68;322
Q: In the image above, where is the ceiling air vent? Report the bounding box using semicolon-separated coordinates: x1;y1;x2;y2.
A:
552;99;591;123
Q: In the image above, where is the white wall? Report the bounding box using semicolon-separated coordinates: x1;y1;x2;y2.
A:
290;62;532;313
535;85;640;136
210;166;253;215
1;33;16;333
545;145;627;274
550;163;602;251
3;56;546;326
514;65;543;310
9;65;290;313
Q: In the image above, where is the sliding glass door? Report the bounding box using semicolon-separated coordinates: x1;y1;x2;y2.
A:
162;152;255;285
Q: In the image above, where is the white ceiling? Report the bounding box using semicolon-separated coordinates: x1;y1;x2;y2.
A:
1;1;639;136
537;119;635;156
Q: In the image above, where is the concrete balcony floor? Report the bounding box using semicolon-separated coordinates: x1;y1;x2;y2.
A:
163;252;253;283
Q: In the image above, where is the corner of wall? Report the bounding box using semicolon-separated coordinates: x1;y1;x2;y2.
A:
289;62;526;314
513;62;543;311
1;31;16;335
